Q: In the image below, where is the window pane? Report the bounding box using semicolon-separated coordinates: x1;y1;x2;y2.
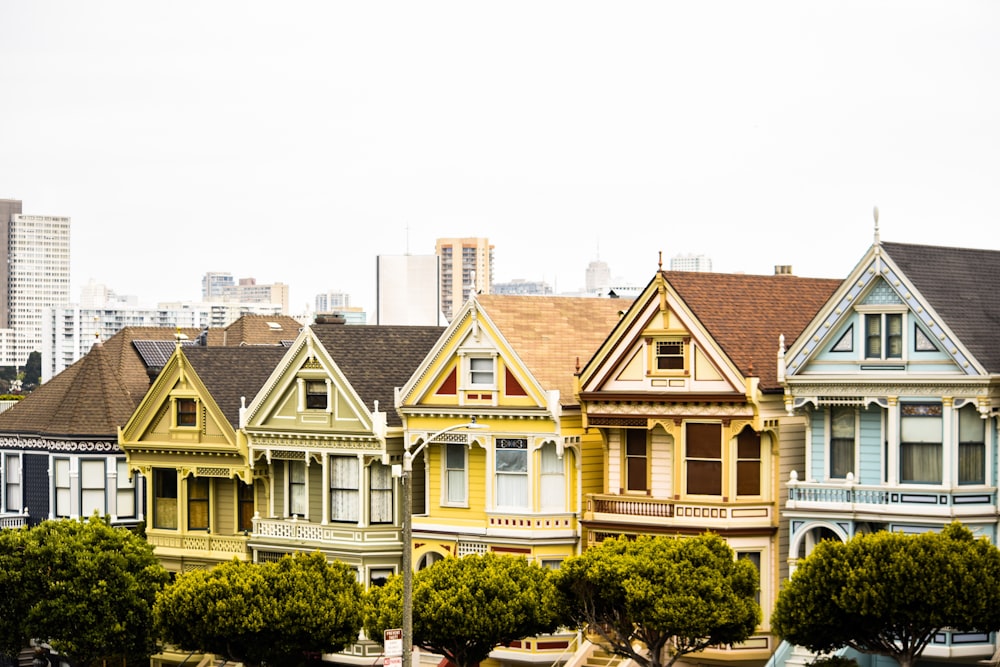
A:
496;449;527;473
830;407;855;479
153;469;178;529
289;461;306;516
496;440;527;508
540;443;565;510
237;481;254;531
370;461;393;524
736;428;761;496
306;381;327;409
470;357;494;385
625;429;647;492
900;443;942;483
687;460;722;495
330;456;359;522
55;459;70;517
959;405;985;485
177;398;197;426
886;314;903;358
445;444;467;504
865;314;882;358
686;423;721;458
81;459;105;487
188;477;209;530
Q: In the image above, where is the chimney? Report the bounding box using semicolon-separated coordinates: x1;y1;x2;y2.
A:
774;265;793;276
314;312;346;325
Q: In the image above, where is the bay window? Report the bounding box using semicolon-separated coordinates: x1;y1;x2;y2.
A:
330;456;359;522
686;422;722;496
830;406;856;479
958;404;985;485
496;438;528;508
899;403;942;484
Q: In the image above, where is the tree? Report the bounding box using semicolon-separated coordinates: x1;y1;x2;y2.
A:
552;533;761;667
155;552;363;667
0;515;170;667
771;522;1000;667
364;552;559;667
22;351;41;389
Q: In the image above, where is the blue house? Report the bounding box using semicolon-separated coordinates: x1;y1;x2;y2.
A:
781;232;1000;662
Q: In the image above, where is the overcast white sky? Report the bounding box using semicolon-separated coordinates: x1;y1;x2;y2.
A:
2;2;998;315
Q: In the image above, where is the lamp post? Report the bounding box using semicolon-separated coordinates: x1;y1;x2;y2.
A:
401;420;486;667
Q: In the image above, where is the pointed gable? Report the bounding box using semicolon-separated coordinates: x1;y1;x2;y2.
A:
473;295;630;405
662;270;841;390
181;346;289;428
881;241;1000;372
311;323;445;426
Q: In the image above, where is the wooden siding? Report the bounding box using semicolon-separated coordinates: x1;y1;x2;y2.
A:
859;407;883;485
650;427;673;498
778;418;806;584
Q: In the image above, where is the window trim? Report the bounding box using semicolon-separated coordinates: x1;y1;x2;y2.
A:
899;402;943;485
467;355;496;389
174;397;199;428
684;421;723;497
288;460;307;517
647;336;689;375
624;429;649;494
442;442;469;507
152;468;178;529
305;379;329;410
829;406;857;480
495;438;529;509
187;476;210;531
859;309;905;361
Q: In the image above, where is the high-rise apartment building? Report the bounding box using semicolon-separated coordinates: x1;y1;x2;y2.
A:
669;253;713;272
0;203;71;366
435;237;493;321
201;273;290;314
315;289;351;314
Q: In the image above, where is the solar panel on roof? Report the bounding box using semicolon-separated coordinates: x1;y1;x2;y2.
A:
132;340;192;368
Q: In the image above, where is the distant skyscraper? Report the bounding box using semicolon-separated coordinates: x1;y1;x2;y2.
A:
3;209;71;366
585;259;612;295
315;290;351;314
376;254;441;325
435;237;494;321
669;253;713;272
201;273;290;314
0;199;24;330
202;272;235;299
493;279;553;296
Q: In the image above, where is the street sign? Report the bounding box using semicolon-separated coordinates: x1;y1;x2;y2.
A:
384;628;403;657
383;658;402;667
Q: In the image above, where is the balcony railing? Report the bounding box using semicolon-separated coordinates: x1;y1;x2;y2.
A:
252;516;401;548
0;509;28;529
786;471;997;518
146;531;250;557
584;494;772;529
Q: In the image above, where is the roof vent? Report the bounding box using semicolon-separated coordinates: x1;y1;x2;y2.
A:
774;265;793;275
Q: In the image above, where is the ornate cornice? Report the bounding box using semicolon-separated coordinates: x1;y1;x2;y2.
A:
0;437;121;453
787;382;991;398
585;401;755;419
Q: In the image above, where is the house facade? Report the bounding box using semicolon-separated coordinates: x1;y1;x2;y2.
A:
242;319;444;664
119;344;287;572
0;327;205;529
781;239;1000;662
395;294;629;665
577;266;839;666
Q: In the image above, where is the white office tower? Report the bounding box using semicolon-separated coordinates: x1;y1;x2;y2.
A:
669;253;713;272
315;290;351;314
375;254;441;326
6;213;71;366
585;259;612;296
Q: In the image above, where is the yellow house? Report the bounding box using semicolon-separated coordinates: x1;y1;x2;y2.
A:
395;294;628;664
119;343;287;572
576;267;839;667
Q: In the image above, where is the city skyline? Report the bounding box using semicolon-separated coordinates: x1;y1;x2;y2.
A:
3;2;999;312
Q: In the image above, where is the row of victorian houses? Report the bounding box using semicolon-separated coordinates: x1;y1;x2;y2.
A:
1;230;999;667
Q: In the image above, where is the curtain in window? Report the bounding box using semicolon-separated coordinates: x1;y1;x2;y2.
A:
5;455;20;511
539;443;565;511
445;444;466;504
289;461;307;516
370;461;393;523
330;456;359;522
496;443;527;508
830;407;855;479
116;459;135;518
900;405;942;483
55;459;71;517
187;477;209;530
959;405;985;485
81;459;106;517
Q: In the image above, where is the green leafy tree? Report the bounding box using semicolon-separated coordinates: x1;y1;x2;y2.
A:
0;516;170;667
22;351;41;389
772;521;1000;667
364;552;559;667
552;533;761;667
155;552;363;667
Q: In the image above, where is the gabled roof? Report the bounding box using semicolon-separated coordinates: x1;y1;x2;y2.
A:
204;314;303;347
881;241;1000;373
473;294;631;405
662;270;842;390
311;323;445;427
0;326;201;439
181;346;289;428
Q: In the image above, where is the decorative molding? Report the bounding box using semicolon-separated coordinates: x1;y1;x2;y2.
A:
586;401;755;419
0;437;121;453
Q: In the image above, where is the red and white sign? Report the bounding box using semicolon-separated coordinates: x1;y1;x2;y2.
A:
384;629;403;658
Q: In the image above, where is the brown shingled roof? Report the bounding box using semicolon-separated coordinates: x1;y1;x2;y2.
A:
661;270;841;390
204;314;304;346
474;295;631;406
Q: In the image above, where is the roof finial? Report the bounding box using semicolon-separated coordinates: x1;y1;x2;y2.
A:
658;250;663;271
873;205;880;245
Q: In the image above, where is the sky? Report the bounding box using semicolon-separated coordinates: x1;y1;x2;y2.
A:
2;2;999;316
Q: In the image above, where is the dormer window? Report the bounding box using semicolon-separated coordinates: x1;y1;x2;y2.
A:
176;398;198;427
306;381;328;410
864;313;903;359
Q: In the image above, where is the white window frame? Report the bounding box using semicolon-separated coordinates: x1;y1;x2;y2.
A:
442;443;468;507
4;454;20;512
329;455;360;523
539;442;565;511
860;309;905;360
468;356;496;388
495;438;528;509
288;460;307;517
828;406;857;480
116;459;136;519
54;457;71;517
80;458;107;518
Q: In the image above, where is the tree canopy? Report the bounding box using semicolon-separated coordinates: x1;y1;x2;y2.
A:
363;552;559;667
155;552;363;667
0;516;170;667
771;522;1000;667
552;533;761;667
